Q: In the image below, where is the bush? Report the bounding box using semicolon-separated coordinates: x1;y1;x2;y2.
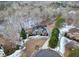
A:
64;33;69;38
48;27;59;48
4;45;20;56
15;45;20;50
20;28;27;39
64;32;72;39
4;47;16;56
3;44;16;56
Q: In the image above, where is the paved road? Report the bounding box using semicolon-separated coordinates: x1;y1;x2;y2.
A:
34;49;61;57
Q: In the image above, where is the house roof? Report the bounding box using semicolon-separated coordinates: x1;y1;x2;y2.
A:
68;28;79;34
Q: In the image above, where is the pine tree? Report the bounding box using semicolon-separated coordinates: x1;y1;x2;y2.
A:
20;28;26;39
48;27;59;48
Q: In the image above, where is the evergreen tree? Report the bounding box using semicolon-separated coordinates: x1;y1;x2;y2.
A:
48;27;59;48
20;28;27;39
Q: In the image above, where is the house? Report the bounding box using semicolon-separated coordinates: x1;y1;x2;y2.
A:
26;25;48;36
67;28;79;42
64;41;79;57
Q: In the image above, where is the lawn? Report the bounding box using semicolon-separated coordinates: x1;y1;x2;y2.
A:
68;48;79;57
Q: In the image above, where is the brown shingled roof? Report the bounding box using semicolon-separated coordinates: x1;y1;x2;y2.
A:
69;28;79;34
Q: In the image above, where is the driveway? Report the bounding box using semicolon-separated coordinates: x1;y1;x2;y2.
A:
33;49;61;57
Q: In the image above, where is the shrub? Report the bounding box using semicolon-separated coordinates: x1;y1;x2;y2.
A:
64;33;69;38
20;28;27;39
4;44;20;56
3;43;16;56
15;45;20;50
4;47;15;56
64;32;73;39
48;27;59;48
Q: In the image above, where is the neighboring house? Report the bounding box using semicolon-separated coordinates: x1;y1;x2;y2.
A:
26;19;55;37
64;41;79;57
67;28;79;42
26;25;48;36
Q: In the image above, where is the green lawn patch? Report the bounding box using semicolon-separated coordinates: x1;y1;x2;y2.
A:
68;48;79;57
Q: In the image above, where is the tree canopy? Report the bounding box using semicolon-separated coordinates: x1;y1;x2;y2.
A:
20;28;27;39
48;27;59;48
